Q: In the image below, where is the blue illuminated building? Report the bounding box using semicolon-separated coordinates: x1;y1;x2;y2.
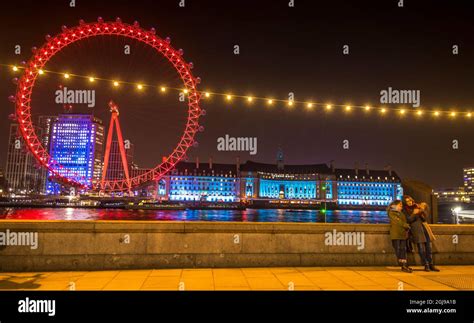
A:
239;161;336;206
335;167;403;206
156;157;402;209
259;179;317;199
158;159;239;202
46;114;104;194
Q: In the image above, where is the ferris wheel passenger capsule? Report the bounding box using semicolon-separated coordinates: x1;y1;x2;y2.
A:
133;21;140;27
150;27;156;34
61;25;68;31
178;49;184;56
188;62;194;69
165;37;171;44
12;78;18;85
8;95;16;103
195;77;201;84
115;17;122;23
45;34;51;41
79;19;85;25
97;17;104;23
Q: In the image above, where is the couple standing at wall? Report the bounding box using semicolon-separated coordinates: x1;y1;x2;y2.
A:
387;195;440;273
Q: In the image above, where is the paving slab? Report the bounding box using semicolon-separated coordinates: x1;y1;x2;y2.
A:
0;266;471;291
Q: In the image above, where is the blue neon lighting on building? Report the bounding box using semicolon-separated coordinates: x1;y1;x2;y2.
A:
245;178;254;197
324;181;333;199
259;179;317;199
396;183;403;200
158;179;166;196
336;181;398;206
46;115;97;194
168;175;238;202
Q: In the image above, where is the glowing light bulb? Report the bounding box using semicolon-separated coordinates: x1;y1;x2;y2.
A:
268;99;273;105
288;101;294;107
113;81;120;87
64;73;70;79
137;84;144;90
307;103;313;108
204;92;210;98
160;86;166;92
416;110;423;116
364;105;371;111
38;69;44;75
381;108;387;114
88;76;95;82
247;96;253;102
326;104;332;110
433;111;440;117
12;66;18;72
226;94;232;101
183;89;189;94
451;111;456;117
400;109;406;115
467;112;472;118
345;105;351;111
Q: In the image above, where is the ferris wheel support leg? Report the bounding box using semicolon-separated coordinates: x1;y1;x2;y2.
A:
101;111;116;190
113;113;132;195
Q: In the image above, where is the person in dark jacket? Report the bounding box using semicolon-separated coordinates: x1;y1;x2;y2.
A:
388;200;412;273
406;201;440;272
401;195;416;253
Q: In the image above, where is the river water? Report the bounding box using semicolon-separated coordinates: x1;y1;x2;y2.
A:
0;208;389;223
1;207;470;224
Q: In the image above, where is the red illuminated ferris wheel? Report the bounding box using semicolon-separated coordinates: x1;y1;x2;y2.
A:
12;17;203;193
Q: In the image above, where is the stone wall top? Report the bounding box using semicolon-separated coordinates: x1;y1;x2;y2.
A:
0;220;471;234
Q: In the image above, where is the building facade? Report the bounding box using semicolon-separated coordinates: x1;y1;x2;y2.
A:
434;167;474;204
46;114;104;194
4;124;45;194
156;159;402;207
157;159;239;202
463;167;474;196
0;168;7;197
335;168;403;206
434;187;470;203
239;161;337;206
37;116;57;194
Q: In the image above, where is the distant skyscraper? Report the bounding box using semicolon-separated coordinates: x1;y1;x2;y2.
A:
105;140;134;181
46;114;104;194
0;168;7;197
4;124;44;194
37;116;56;153
463;167;474;196
37;116;57;193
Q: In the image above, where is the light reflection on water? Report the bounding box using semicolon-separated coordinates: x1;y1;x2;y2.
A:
0;208;390;223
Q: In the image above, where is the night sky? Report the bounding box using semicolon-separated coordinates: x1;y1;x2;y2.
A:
1;0;473;189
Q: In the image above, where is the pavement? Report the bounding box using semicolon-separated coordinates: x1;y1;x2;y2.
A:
0;266;473;291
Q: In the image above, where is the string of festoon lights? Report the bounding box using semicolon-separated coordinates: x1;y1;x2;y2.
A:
5;63;473;120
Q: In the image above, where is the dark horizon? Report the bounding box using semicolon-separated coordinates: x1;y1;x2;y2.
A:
1;0;474;189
